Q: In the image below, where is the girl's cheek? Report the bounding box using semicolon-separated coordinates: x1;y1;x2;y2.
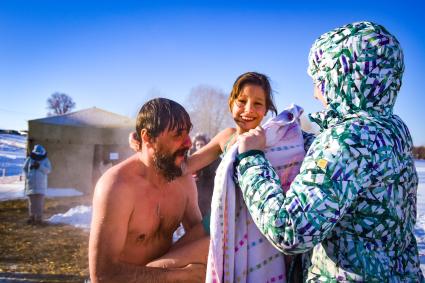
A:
256;105;266;115
233;103;242;112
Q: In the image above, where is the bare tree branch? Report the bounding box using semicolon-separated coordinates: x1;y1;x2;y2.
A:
46;92;76;116
184;85;233;139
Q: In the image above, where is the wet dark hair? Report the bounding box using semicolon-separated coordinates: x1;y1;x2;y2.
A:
136;98;192;141
228;72;277;115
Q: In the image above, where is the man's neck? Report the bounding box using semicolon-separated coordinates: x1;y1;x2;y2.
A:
137;151;170;188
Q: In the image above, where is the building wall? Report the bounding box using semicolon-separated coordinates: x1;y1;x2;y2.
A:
28;122;133;194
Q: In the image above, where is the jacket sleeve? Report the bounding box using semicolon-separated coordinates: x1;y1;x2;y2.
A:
23;158;30;176
301;130;316;153
235;128;372;254
39;159;52;175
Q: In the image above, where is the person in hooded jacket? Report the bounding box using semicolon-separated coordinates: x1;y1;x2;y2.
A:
234;21;424;282
23;144;52;225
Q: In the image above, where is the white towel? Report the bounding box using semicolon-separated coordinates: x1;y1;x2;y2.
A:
206;104;306;283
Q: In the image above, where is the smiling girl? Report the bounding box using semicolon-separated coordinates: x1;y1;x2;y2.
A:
184;71;277;174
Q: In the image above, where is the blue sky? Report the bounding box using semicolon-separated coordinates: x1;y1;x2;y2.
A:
1;0;424;145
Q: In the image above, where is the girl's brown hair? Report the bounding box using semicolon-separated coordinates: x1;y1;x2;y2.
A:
228;72;277;115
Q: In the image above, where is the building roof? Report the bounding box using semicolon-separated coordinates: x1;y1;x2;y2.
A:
29;107;135;128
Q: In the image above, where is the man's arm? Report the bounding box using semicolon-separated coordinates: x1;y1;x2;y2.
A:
146;232;209;269
171;174;206;250
181;174;203;231
147;175;208;271
89;171;195;283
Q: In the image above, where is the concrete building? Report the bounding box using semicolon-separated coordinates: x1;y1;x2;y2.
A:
27;107;135;194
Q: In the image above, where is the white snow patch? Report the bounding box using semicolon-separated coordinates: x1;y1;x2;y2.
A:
414;160;425;274
0;182;26;201
48;205;92;230
0;152;22;159
47;188;84;198
0;181;83;201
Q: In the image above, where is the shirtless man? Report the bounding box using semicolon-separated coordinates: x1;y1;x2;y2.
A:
89;98;208;283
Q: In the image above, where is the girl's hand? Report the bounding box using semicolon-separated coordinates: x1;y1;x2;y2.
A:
128;132;141;151
238;126;266;153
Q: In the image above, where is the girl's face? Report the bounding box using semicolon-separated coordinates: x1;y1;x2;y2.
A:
231;84;267;134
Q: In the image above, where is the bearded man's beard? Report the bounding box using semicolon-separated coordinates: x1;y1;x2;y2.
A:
153;147;188;182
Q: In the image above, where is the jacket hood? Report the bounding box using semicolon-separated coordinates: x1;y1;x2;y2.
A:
31;144;47;160
307;21;404;128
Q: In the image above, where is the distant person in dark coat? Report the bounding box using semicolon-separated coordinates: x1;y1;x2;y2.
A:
190;134;220;218
23;144;51;225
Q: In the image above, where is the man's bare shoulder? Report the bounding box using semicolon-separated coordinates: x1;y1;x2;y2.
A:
94;154;145;198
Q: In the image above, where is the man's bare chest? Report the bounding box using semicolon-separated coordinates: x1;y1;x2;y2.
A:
127;187;187;243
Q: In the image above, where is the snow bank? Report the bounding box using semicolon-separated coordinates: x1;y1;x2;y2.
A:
414;160;425;273
48;205;92;230
0;133;26;176
0;181;83;201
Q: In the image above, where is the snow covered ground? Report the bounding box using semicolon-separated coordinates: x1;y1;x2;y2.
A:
48;205;92;230
415;159;425;273
0;134;26;176
0;181;83;201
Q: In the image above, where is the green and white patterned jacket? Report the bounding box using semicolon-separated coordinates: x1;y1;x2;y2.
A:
235;22;424;282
